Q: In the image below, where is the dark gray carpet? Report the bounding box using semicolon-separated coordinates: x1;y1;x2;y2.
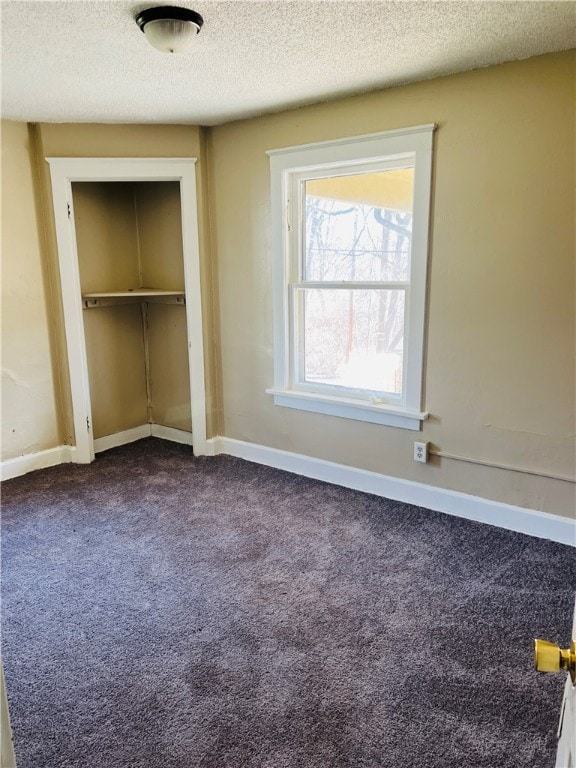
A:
1;438;574;768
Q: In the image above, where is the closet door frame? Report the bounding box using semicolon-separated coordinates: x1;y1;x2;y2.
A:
46;157;207;463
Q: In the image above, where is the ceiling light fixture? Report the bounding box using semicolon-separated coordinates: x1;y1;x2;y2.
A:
136;6;204;54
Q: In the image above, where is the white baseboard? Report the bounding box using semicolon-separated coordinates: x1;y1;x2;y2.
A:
93;424;193;453
4;435;573;546
206;436;576;547
0;445;75;481
150;424;193;445
2;426;194;478
93;425;152;453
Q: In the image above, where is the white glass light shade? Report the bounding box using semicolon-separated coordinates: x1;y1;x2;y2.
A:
143;18;200;53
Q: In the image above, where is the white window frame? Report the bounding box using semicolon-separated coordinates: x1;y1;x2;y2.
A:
266;124;436;430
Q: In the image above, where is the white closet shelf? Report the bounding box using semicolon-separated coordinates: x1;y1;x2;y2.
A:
82;289;185;308
82;289;184;298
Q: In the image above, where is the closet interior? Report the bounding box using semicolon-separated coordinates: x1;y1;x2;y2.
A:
71;180;192;445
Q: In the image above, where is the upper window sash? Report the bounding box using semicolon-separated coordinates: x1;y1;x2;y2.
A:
289;157;417;285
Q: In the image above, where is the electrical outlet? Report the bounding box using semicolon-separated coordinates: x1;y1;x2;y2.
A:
414;441;428;463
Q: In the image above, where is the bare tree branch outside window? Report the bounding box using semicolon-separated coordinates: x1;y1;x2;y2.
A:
303;192;412;395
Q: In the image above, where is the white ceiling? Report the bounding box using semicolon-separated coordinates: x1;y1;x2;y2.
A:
1;1;575;126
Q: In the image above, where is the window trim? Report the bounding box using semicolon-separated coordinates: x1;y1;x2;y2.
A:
266;124;436;430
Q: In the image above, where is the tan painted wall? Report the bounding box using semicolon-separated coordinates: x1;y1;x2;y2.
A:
73;182;141;292
38;123;219;439
72;180;192;438
209;51;576;517
83;304;149;437
2;123;217;451
72;181;147;439
2;54;574;519
136;182;191;432
1;120;61;459
147;304;192;431
136;182;185;290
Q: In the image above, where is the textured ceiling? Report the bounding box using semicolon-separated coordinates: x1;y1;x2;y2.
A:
1;1;575;126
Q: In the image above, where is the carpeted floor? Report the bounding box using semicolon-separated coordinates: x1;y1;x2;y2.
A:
1;438;574;768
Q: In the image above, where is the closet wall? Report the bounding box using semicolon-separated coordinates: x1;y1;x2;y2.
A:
34;123;220;445
72;180;191;440
136;183;191;432
0;121;61;460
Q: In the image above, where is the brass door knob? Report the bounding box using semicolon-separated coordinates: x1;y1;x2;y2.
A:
534;639;576;683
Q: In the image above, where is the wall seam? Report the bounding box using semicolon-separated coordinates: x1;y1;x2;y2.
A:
27;122;70;445
201;125;224;436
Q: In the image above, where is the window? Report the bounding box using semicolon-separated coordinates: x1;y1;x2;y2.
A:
267;124;435;430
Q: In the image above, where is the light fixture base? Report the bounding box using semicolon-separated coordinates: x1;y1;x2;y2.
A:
136;6;204;53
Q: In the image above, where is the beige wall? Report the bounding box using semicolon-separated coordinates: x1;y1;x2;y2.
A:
1;122;218;456
72;182;141;292
83;304;149;438
147;303;192;431
209;51;575;517
37;123;219;440
71;180;192;438
2;52;574;519
1;120;61;459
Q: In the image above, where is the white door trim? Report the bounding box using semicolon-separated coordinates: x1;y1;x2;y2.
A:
1;662;17;768
46;157;207;461
555;598;576;767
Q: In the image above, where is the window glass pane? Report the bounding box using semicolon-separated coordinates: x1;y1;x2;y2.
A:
304;169;413;283
300;288;405;396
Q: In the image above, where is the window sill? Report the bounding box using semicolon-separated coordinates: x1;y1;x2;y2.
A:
266;388;428;430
